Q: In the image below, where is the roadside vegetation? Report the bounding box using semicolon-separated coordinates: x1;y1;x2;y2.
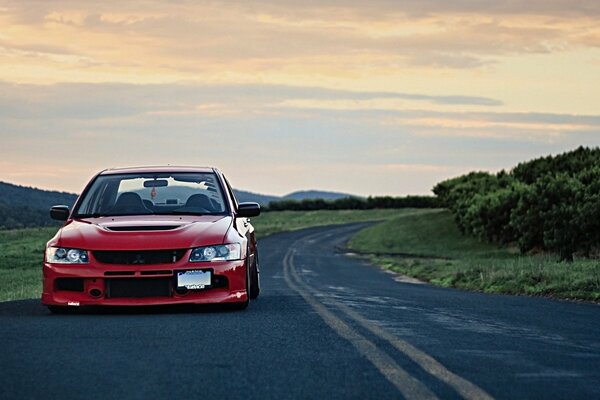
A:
348;210;600;301
434;146;600;262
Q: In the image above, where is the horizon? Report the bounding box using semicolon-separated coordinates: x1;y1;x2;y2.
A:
1;1;599;196
1;145;598;198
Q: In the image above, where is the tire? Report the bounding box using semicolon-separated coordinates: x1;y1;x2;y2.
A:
230;252;251;310
249;249;260;300
47;305;76;314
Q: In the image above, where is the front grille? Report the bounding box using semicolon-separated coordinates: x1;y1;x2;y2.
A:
93;250;186;265
106;278;172;298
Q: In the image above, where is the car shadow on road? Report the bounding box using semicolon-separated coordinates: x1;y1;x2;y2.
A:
0;299;247;317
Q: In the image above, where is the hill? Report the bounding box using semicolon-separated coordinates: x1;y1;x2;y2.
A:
233;189;280;205
0;181;77;209
0;182;78;229
283;190;359;201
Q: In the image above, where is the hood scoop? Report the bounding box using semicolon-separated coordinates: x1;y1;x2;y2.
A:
105;225;181;232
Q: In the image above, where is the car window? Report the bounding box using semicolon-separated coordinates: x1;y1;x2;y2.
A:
74;172;228;217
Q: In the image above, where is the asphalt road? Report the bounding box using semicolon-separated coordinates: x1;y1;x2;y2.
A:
1;223;600;399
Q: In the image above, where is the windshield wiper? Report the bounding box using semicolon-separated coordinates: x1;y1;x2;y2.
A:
160;210;206;216
74;213;110;218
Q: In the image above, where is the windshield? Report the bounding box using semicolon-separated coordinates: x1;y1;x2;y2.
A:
73;172;228;217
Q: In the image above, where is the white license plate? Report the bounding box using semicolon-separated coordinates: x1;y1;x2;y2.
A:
177;270;212;289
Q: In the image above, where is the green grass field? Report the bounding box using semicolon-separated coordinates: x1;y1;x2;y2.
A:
348;210;600;301
0;227;56;302
2;209;599;302
252;208;418;238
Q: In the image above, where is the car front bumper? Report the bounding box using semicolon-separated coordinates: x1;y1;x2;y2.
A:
42;259;248;307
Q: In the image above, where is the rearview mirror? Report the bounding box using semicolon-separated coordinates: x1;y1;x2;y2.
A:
144;179;168;187
50;205;70;221
237;202;260;218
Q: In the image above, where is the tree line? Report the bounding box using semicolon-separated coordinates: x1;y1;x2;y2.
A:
433;146;600;261
266;195;440;211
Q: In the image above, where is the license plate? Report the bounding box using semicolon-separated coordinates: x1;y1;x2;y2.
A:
177;270;212;289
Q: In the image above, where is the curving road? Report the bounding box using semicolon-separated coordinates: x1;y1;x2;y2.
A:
1;223;600;399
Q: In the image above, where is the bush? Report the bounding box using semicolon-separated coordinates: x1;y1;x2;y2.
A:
434;147;600;261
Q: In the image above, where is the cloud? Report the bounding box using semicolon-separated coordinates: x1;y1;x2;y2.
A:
0;81;503;122
0;1;599;196
0;83;596;152
0;0;598;84
0;81;597;159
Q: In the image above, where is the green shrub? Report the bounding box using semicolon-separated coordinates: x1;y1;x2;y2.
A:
434;146;600;261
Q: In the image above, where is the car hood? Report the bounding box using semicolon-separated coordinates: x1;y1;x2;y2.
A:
55;215;233;250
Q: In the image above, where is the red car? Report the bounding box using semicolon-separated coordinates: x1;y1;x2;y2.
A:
42;166;261;313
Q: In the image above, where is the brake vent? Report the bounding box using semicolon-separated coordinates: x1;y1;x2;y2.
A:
55;278;84;292
105;225;181;231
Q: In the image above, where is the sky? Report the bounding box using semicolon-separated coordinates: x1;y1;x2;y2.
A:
1;0;599;196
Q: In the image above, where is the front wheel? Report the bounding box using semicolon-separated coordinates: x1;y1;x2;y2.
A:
249;249;260;300
230;253;251;310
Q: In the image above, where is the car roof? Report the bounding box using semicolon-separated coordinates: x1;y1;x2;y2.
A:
99;166;218;175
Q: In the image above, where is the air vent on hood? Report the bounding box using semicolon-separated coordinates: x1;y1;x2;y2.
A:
105;225;181;231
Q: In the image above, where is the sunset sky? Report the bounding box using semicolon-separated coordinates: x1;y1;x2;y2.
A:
1;1;599;196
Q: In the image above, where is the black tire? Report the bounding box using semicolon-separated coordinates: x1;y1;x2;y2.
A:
249;249;260;300
47;305;76;314
230;252;251;310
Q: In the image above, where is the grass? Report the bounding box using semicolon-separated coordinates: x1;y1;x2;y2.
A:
251;209;417;238
347;210;600;302
0;209;412;301
0;227;57;302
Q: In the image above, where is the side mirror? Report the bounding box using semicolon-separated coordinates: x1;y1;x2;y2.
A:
50;205;70;221
237;202;260;218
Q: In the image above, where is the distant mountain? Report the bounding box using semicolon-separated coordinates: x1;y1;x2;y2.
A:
233;189;280;205
282;190;359;201
234;189;360;204
0;181;77;209
233;189;359;204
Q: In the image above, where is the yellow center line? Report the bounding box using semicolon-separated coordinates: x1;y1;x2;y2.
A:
285;227;495;400
283;249;439;400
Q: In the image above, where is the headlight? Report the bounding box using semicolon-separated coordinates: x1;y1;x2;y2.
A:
189;244;241;262
46;247;89;264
